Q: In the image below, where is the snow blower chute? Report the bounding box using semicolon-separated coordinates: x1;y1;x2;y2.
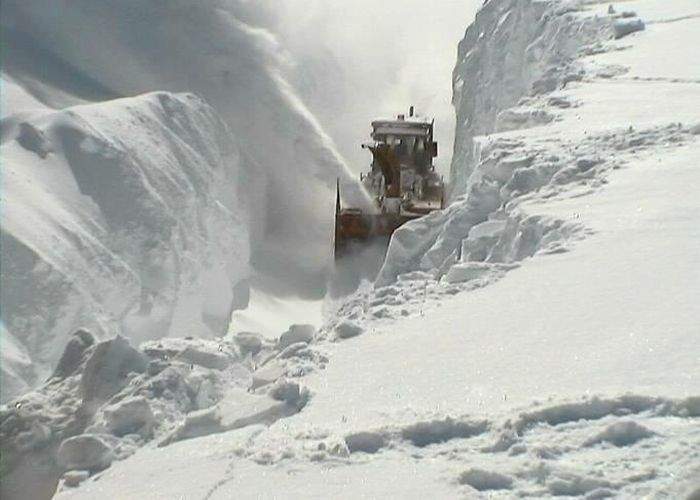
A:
334;108;445;259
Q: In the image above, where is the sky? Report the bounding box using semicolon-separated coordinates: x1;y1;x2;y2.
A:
254;0;480;176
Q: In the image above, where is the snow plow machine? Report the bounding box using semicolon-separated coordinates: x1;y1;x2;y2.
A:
334;108;445;259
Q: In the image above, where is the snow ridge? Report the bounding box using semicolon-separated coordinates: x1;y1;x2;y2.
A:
1;326;325;498
450;0;614;196
1;0;376;401
1;92;249;403
1;0;372;291
368;0;693;296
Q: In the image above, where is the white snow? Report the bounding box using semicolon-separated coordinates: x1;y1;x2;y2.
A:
1;0;376;400
4;0;700;498
53;1;699;498
0;92;249;402
306;144;700;428
2;0;373;289
57;435;115;471
229;287;323;339
0;323;33;405
0;75;50;119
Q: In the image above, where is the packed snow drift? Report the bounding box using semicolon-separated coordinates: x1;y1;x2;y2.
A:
1;330;323;499
1;92;249;403
2;0;373;284
0;0;374;402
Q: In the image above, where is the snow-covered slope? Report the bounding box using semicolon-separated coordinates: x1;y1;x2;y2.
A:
449;0;611;196
1;1;377;400
4;0;700;498
1;92;249;402
1;0;370;286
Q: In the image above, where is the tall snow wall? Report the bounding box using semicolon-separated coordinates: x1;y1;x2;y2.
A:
0;0;376;401
377;0;614;285
450;0;611;196
0;0;371;296
0;92;249;402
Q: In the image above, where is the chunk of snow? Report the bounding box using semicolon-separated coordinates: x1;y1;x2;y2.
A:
277;342;308;360
58;434;114;471
577;157;601;172
334;321;364;340
547;473;613;496
159;408;222;447
61;470;90;488
251;362;287;390
81;336;148;403
400;417;488;447
141;338;237;370
193;378;219;411
279;325;315;349
16;122;53;158
14;421;52;452
614;18;645;39
178;347;232;371
445;262;494;284
468;219;508;240
234;332;264;356
514;395;664;434
268;379;302;405
459;468;514;491
102;397;155;437
584;420;655;447
344;431;387;454
51;330;96;380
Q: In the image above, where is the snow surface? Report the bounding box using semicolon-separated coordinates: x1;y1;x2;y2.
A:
1;92;249;403
1;0;372;290
229;286;323;339
47;0;700;498
1;0;377;400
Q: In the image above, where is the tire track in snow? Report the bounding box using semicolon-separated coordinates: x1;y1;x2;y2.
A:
202;462;236;500
598;76;700;85
646;13;700;25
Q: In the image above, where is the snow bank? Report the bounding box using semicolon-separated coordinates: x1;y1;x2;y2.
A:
449;0;613;196
1;0;372;293
46;390;700;498
294;1;698;496
376;0;665;287
375;0;608;285
1;0;380;399
0;325;322;498
1;92;249;402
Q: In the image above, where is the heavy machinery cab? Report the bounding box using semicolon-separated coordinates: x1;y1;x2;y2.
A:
361;112;443;216
335;108;446;259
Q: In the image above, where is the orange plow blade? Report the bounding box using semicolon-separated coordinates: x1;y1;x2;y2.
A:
334;181;415;260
